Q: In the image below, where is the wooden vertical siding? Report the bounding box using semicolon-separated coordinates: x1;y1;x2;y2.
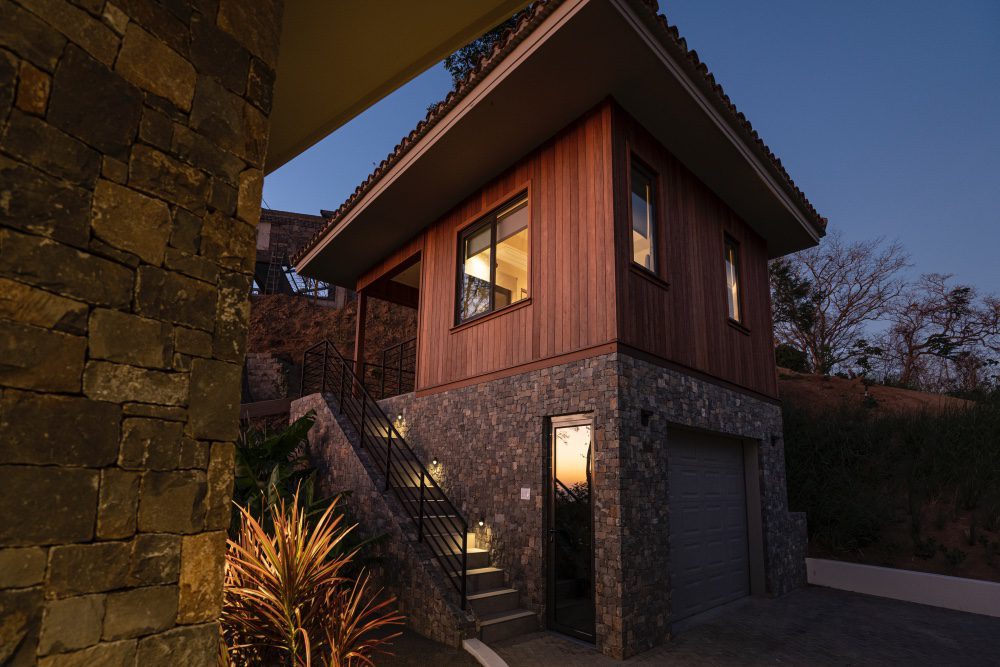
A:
354;99;778;398
612;104;779;398
406;102;618;391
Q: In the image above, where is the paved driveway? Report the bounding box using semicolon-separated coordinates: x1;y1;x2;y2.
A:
491;586;1000;666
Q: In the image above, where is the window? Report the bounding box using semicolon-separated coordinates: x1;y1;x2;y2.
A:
724;237;742;323
630;160;657;272
457;193;529;323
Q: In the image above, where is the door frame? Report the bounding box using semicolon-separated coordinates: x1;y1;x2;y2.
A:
545;413;596;642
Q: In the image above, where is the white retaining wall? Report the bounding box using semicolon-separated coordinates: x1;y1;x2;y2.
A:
806;557;1000;618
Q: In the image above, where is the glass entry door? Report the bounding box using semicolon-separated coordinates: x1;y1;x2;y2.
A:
547;415;595;641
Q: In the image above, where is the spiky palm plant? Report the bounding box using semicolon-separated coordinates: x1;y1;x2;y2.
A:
222;489;403;666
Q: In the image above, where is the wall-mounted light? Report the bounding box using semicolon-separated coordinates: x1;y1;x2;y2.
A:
397;414;403;420
431;456;439;466
478;518;485;527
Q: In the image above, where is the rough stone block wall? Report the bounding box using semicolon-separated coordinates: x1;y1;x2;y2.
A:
290;394;475;647
243;351;291;401
0;0;282;663
378;354;629;657
377;351;806;659
615;354;807;654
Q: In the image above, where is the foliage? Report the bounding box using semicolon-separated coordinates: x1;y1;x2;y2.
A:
233;413;386;572
770;232;909;375
221;489;404;667
774;343;810;373
881;273;1000;392
442;7;532;87
769;258;817;370
233;412;328;536
783;395;1000;558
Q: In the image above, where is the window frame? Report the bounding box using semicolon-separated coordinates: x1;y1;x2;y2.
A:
724;234;744;325
627;155;661;277
454;191;530;326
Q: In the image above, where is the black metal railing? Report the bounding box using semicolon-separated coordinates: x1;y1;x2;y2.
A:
360;337;416;399
301;340;468;609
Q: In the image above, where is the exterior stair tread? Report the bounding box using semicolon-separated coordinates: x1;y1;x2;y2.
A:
467;566;504;576
432;546;488;555
467;587;518;600
478;609;536;626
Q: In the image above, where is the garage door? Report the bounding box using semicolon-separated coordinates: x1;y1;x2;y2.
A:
668;429;750;621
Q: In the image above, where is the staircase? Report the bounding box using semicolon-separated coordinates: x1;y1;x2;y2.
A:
301;340;537;643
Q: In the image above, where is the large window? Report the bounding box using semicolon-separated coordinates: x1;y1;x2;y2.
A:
724;236;742;323
630;160;657;272
456;193;529;324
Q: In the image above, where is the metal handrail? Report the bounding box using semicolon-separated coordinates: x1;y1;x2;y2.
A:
375;337;417;398
301;339;468;609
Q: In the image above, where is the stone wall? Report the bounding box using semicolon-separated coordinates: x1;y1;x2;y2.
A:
243;351;292;401
290;394;476;647
376;351;806;659
0;1;282;664
615;354;807;654
378;354;629;657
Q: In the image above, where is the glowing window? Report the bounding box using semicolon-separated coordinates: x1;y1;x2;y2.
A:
725;237;742;323
456;194;529;324
630;161;657;272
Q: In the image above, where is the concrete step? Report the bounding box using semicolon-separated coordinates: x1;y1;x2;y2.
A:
466;567;505;593
431;546;490;570
467;587;520;616
478;609;538;643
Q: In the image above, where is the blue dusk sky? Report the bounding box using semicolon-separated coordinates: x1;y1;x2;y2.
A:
263;0;1000;294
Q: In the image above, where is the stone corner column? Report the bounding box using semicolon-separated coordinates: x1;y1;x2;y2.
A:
0;0;283;663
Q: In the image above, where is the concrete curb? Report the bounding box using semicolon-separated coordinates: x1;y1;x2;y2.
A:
463;638;509;667
806;557;1000;617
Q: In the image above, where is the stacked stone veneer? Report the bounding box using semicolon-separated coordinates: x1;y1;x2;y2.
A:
0;1;282;664
290;394;476;646
372;351;806;659
243;351;292;401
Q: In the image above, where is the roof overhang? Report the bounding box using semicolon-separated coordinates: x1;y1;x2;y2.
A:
298;0;824;286
267;0;530;173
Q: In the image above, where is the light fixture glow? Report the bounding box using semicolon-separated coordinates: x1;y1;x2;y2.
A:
431;457;439;466
478;518;485;527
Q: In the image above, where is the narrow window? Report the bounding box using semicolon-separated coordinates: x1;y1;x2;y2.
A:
457;193;529;323
630;161;657;272
724;237;742;323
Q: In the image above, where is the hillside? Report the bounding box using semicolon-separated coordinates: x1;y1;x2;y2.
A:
777;367;971;413
779;370;996;583
247;294;416;362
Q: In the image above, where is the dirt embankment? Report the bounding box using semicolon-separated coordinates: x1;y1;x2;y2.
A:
777;367;971;413
779;369;995;582
247;294;417;362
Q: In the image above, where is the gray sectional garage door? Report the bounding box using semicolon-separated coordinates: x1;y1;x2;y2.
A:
668;429;750;621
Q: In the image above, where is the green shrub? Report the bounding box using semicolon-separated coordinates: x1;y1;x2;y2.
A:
783;394;1000;556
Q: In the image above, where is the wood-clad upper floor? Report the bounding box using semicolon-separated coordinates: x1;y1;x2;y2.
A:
612;104;779;397
354;99;780;399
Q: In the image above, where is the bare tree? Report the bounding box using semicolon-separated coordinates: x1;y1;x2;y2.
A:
772;232;909;375
882;274;1000;391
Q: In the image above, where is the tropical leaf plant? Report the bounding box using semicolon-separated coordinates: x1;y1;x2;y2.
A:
234;411;386;574
233;411;322;535
222;487;404;666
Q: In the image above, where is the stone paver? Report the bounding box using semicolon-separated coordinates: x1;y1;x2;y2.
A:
490;586;1000;666
375;628;478;667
